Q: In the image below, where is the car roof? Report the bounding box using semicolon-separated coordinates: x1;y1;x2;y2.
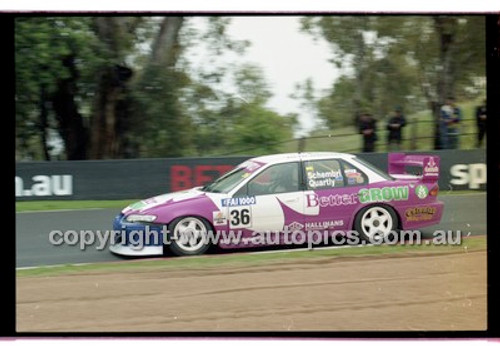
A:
252;152;357;164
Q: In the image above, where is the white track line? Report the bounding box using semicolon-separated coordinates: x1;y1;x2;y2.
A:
17;262;94;270
15;244;375;270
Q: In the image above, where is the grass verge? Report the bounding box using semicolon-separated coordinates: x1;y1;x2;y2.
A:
17;236;486;278
15;200;139;212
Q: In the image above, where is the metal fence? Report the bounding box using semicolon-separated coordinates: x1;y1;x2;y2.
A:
266;118;482;155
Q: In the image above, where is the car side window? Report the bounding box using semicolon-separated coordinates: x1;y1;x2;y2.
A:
245;162;300;196
341;160;368;186
304;159;344;190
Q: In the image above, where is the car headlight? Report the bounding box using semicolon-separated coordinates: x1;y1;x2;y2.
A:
125;214;157;223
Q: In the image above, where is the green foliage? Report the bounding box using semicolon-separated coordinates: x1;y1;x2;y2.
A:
180;62;295;156
131;65;195;157
300;15;486;133
15;17;102;159
227;104;294;155
233;63;272;105
15;16;289;160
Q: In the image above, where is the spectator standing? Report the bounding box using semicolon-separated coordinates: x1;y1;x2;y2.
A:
475;99;487;148
358;112;377;152
439;97;462;149
386;107;406;151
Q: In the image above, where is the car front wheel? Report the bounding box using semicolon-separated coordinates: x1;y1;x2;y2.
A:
167;216;212;256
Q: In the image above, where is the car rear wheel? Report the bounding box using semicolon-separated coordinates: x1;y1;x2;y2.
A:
167;216;212;256
354;205;398;243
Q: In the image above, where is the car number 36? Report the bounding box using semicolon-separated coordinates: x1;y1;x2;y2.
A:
230;208;251;227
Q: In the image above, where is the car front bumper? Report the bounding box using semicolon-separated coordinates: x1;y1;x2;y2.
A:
110;213;167;256
109;243;164;256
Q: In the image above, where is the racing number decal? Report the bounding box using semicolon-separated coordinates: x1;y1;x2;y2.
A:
229;207;252;228
230;209;250;226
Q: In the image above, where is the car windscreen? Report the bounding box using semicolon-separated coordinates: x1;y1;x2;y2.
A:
352;157;394;181
201;167;251;193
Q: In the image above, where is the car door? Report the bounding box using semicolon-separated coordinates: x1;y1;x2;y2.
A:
230;161;305;233
302;158;368;231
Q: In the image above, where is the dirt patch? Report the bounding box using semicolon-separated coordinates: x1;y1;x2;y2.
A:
16;250;487;332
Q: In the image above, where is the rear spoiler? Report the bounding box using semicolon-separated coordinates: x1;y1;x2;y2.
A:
388;153;440;182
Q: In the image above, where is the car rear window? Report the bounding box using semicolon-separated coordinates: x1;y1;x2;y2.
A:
352;157;394;181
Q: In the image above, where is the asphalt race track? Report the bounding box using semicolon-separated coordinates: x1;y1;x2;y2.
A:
16;193;486;268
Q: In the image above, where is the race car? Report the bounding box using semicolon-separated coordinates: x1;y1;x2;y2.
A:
110;152;444;256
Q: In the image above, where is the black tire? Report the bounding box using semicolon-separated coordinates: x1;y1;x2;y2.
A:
354;204;399;244
166;216;213;256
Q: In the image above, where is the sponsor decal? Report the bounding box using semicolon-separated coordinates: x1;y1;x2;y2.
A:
305;220;344;231
405;206;437;222
346;175;364;184
415;185;429;199
213;211;228;226
222;196;256;207
306;192;358;208
170;164;234;192
345;170;364;184
242;160;264;172
129;201;147;210
423;157;439;177
450;163;487;189
358;186;409;203
284;221;305;231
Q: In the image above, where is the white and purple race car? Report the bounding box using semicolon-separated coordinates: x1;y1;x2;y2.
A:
110;152;444;256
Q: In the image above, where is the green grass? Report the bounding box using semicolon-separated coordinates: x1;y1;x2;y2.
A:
16;199;138;212
281;97;486;153
17;236;486;278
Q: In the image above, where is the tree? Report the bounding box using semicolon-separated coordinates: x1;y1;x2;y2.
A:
16;17;192;159
301;16;486;149
289;78;319;133
301;16;376;118
184;63;295;156
15;17;100;160
127;17;193;158
88;17;140;159
15;17;296;160
418;16;485;148
227;105;294;155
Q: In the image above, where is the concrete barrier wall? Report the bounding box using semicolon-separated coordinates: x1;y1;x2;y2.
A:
15;149;486;200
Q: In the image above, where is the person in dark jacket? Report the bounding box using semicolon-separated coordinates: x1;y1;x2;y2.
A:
475;99;486;148
358;112;377;152
386;107;406;151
